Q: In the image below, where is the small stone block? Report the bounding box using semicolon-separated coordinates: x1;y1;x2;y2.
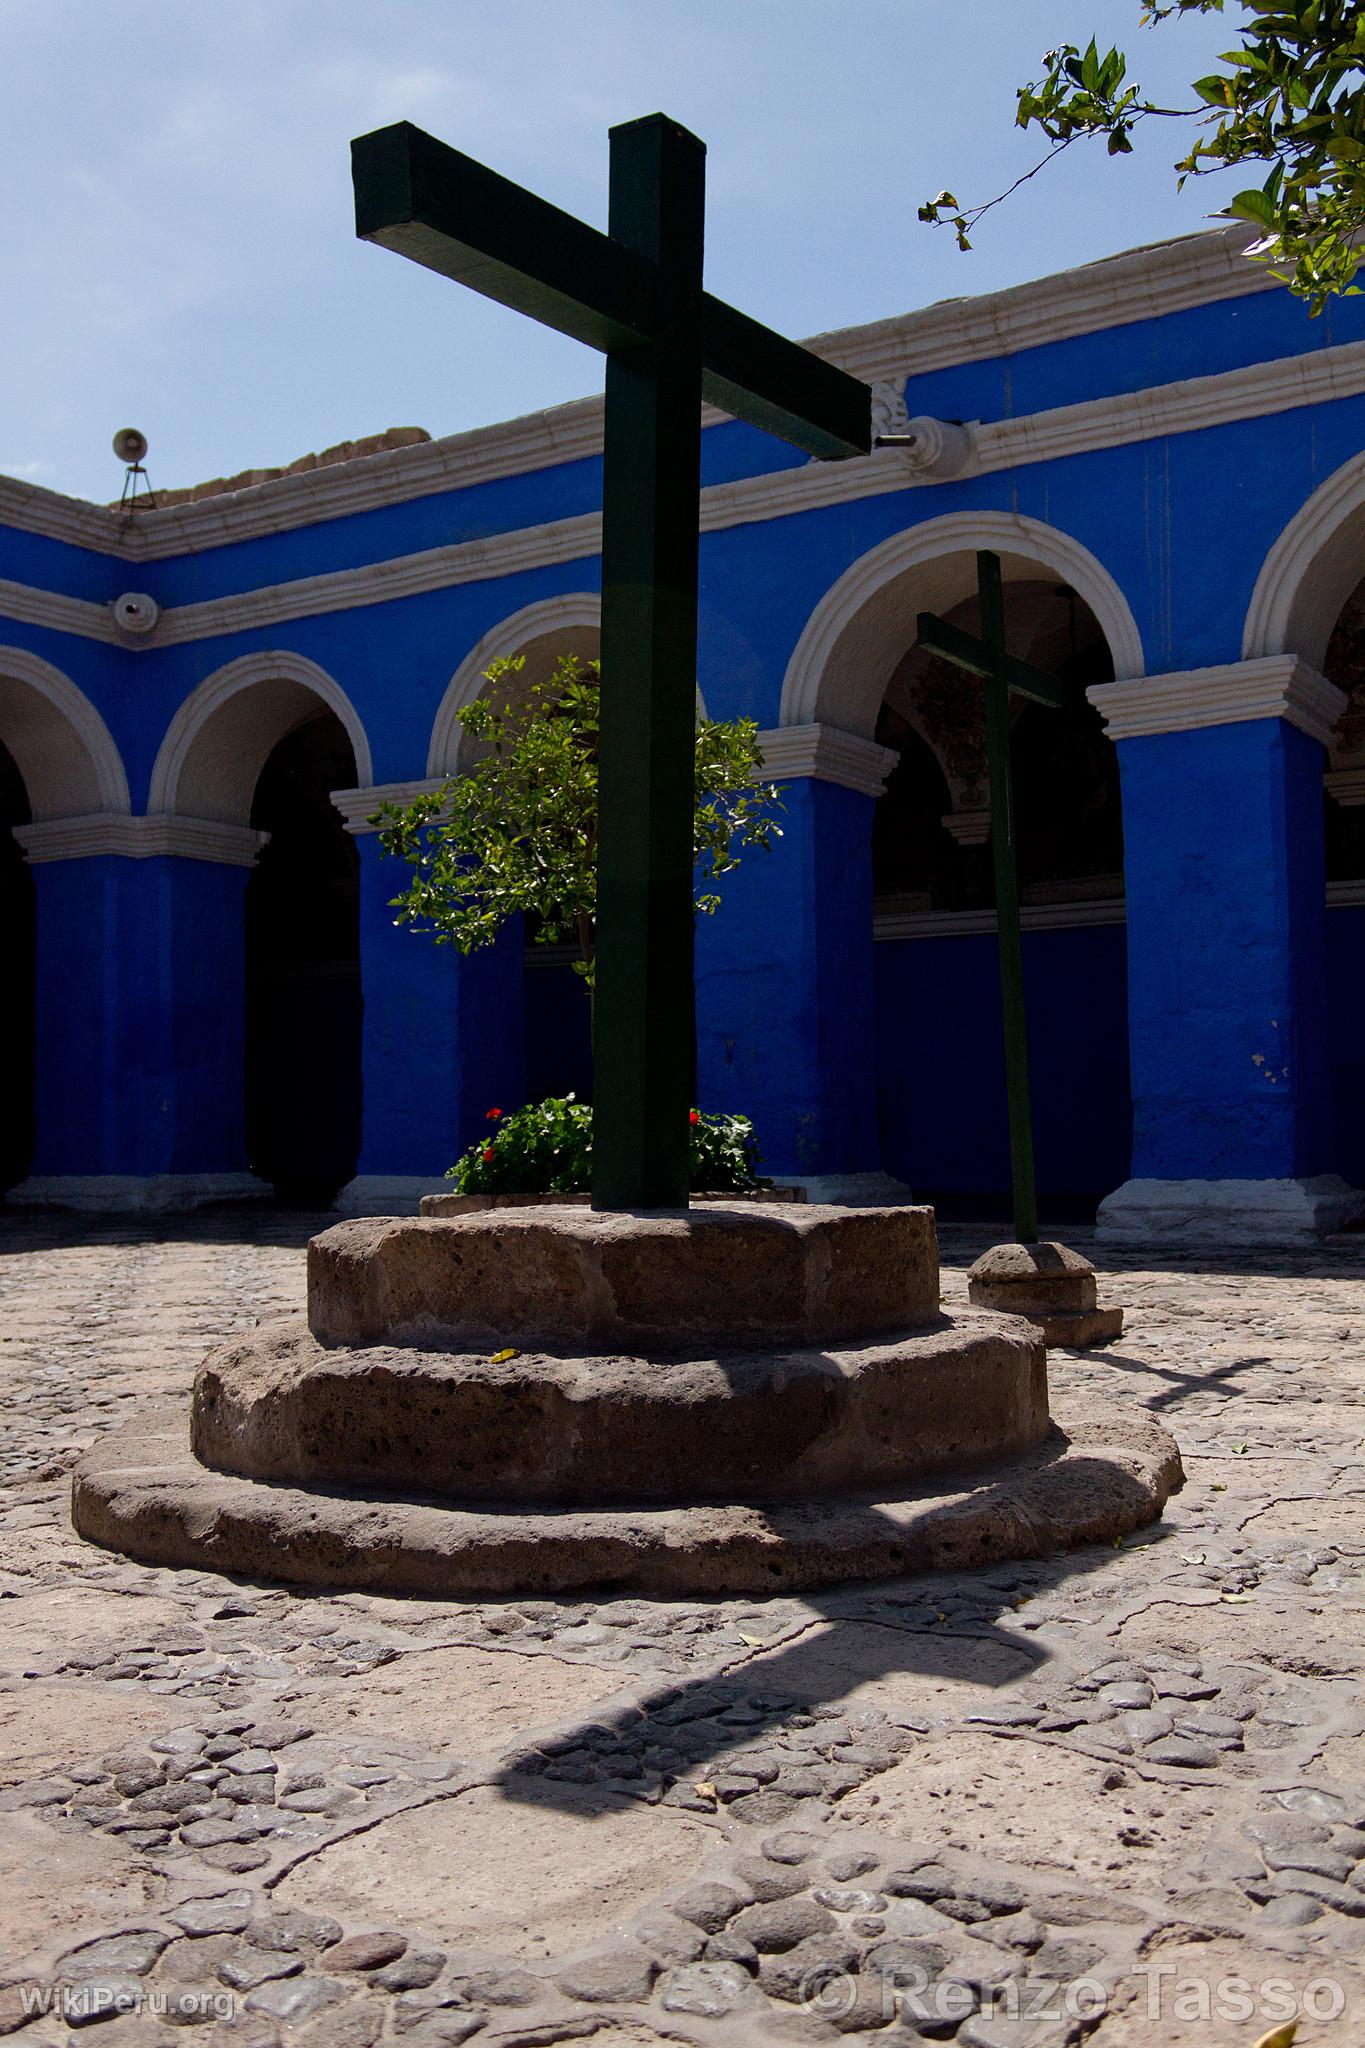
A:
967;1241;1123;1349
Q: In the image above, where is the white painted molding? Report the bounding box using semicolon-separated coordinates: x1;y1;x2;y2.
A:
754;724;899;798
14;813;267;864
780;512;1144;739
1327;767;1365;806
11;334;1365;654
148;650;373;826
0;576;121;643
1097;1174;1365;1246
330;780;444;834
941;808;992;847
871;385;977;480
0;646;131;819
810;225;1271;389
0;228;1270;563
1088;655;1346;748
1328;877;1365;905
0;475;130;557
1244;445;1365;669
6;1172;273;1213
874;898;1126;941
154;514;603;649
428;592;601;777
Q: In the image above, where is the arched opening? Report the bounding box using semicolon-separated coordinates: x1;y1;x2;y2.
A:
433;601;601;1110
1320;575;1365;1182
150;653;369;1204
0;651;129;1192
244;713;361;1203
785;519;1138;1216
0;740;35;1191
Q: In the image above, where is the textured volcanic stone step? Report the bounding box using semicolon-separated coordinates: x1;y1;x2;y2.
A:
190;1311;1047;1505
71;1401;1184;1598
306;1203;939;1353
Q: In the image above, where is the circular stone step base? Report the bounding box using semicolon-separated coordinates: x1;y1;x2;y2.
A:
72;1399;1182;1598
190;1311;1048;1506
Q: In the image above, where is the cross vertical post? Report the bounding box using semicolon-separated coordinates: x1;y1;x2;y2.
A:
350;115;870;1211
917;550;1065;1244
593;117;705;1209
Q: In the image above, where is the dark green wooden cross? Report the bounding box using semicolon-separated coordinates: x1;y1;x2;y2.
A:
351;116;870;1210
917;551;1064;1245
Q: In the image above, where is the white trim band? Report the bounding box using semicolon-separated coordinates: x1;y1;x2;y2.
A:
1087;655;1347;748
0;228;1269;564
1097;1174;1365;1246
14;814;268;864
755;724;900;797
331;781;445;834
874;898;1126;941
1326;767;1365;806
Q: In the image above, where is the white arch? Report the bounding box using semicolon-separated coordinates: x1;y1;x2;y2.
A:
427;593;601;777
0;645;130;820
149;650;373;825
1244;450;1365;668
779;511;1146;738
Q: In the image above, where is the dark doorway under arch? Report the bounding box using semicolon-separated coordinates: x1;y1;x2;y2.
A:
0;740;35;1192
245;712;361;1203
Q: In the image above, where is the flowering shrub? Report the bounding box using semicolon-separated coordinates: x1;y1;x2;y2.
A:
447;1094;767;1195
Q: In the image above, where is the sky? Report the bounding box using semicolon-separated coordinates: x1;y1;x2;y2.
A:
1;0;1255;505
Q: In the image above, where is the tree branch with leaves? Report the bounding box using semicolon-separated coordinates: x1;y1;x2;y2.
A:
920;2;1365;309
371;654;783;986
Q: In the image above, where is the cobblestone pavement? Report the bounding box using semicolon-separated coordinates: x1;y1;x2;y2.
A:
1;1207;1363;2048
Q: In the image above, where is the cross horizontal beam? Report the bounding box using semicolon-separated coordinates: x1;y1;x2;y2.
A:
352;121;870;461
915;612;1065;708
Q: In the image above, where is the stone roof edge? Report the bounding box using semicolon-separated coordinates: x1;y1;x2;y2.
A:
0;224;1269;564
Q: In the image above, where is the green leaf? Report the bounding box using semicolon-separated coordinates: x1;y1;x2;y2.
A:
1228;184;1278;222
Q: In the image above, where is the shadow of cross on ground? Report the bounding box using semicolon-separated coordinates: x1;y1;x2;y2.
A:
491;1452;1176;1827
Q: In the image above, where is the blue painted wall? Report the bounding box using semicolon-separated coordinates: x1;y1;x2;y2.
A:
874;924;1132;1202
1119;719;1331;1180
5;253;1365;1201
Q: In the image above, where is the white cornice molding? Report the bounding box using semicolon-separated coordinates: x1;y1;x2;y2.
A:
755;724;899;798
0;475;128;557
151;512;603;647
0;227;1270;565
0;577;121;643
874;898;1127;940
330;780;445;834
10;332;1365;652
1327;766;1365;806
1088;655;1347;748
14;813;267;864
810;226;1270;388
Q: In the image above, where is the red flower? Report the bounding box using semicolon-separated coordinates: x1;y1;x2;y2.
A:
689;1110;700;1125
486;1106;502;1120
482;1147;496;1162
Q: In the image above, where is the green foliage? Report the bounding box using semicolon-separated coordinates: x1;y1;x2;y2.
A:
372;654;783;981
447;1093;767;1195
920;2;1365;309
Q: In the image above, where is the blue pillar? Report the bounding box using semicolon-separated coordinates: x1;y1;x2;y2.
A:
348;831;526;1202
24;854;251;1186
1100;698;1358;1240
696;777;880;1181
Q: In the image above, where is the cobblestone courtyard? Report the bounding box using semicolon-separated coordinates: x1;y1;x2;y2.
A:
0;1209;1362;2047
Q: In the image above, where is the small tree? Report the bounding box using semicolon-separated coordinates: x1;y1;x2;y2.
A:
372;654;783;984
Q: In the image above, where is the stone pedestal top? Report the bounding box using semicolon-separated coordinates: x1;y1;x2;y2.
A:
308;1201;940;1354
